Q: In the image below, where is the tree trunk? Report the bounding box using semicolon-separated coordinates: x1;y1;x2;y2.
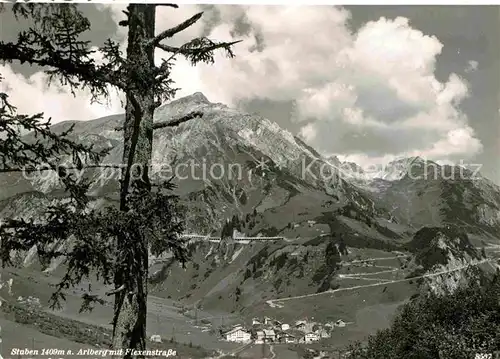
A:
112;5;156;358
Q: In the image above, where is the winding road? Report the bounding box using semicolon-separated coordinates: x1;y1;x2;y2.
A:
268;344;276;359
267;258;496;307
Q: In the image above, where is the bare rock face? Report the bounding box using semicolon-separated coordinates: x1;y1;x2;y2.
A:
407;226;497;295
347;157;500;239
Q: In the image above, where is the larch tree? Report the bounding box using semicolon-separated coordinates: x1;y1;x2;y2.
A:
0;3;240;357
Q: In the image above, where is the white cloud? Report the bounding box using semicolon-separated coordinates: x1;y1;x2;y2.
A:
296;83;357;121
465;60;479;73
298;122;317;143
171;6;482;163
0;64;123;123
421;127;483;158
2;5;483;165
192;6;353;105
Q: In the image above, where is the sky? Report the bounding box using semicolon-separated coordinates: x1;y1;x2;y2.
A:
1;4;499;184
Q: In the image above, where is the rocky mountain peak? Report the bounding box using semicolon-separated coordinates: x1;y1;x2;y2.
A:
154;92;223;124
172;91;211;105
387;156;425;166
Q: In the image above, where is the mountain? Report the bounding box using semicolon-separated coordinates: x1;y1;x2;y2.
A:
405;226;498;295
1;92;397;236
318;154;500;244
348;157;500;242
1;92;499;322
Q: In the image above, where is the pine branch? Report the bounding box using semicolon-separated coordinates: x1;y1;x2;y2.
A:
3;4;125;95
105;284;126;296
154;4;179;8
148;12;204;48
154;59;173;78
0;42;125;91
156;39;242;56
156;38;242;66
114;111;203;131
153;111;203;129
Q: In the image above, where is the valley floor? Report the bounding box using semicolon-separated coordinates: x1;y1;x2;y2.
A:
0;317;94;358
0;267;240;358
1;246;499;358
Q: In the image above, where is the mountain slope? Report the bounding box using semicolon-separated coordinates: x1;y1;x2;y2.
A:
346;157;500;242
1;93;499;316
0;93;395;237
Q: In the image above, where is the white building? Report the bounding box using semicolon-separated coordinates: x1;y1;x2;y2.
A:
296;321;315;333
335;320;346;328
255;330;265;344
304;332;320;343
281;333;297;344
149;334;162;343
224;327;251;343
263;329;276;342
281;323;290;331
252;318;262;325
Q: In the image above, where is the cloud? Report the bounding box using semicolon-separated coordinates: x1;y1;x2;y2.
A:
163;6;481;163
0;62;123;124
2;5;483;166
299;122;317;143
465;60;479;73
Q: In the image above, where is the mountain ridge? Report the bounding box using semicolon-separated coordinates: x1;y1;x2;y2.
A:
2;92;500;239
1;92;499;302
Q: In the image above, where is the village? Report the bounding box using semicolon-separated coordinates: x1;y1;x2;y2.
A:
221;316;350;344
